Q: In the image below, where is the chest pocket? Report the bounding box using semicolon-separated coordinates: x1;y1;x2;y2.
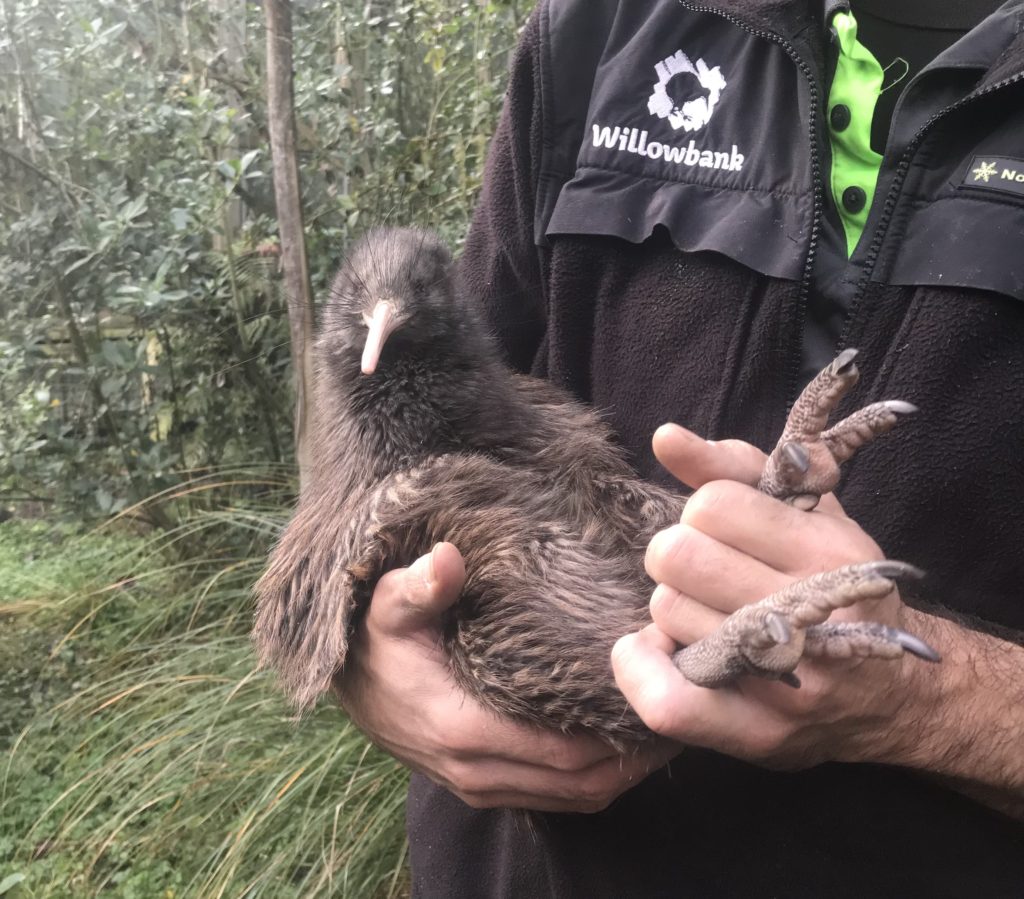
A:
872;86;1024;301
541;2;815;281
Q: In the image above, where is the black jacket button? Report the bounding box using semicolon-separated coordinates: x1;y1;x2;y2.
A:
842;185;867;213
830;104;851;131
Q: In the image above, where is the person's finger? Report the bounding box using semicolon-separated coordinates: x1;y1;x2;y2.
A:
648;584;728;645
612;629;697;738
613;629;774;749
682;481;871;573
365;542;466;636
655;424;847;516
645;523;789;610
434;740;680;812
436;698;617;771
450;788;614;814
653;423;766;490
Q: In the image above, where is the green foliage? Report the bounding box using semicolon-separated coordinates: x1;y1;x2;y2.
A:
1;0;293;521
1;0;530;521
0;521;140;754
1;482;410;897
1;0;533;893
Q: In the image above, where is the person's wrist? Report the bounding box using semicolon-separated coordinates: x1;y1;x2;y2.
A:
846;604;957;770
857;607;1024;819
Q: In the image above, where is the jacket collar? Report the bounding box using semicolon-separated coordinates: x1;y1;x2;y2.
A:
673;0;818;45
676;0;1024;91
969;5;1024;91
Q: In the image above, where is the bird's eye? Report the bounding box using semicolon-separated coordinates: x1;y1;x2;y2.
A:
411;279;427;296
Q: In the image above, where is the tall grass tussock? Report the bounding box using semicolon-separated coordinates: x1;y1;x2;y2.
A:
1;471;408;897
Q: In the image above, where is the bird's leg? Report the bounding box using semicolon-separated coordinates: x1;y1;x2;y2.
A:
673;562;940;688
758;348;916;510
671;351;939;687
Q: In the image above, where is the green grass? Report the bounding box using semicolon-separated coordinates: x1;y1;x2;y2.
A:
0;476;409;898
0;520;134;753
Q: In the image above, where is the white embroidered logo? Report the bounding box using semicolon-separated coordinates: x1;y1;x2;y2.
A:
647;50;727;133
971;161;998;183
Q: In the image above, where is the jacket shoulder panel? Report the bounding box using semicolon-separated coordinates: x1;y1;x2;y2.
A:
534;0;621;245
538;0;815;279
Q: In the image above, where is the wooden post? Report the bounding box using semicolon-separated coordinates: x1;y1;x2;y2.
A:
265;0;315;486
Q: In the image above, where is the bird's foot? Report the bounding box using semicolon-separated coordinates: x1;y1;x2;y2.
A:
758;349;916;510
672;561;940;688
671;352;935;687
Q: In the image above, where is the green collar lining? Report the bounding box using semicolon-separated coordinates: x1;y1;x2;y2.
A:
828;10;884;257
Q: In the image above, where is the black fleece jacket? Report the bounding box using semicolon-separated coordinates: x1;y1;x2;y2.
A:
409;1;1024;896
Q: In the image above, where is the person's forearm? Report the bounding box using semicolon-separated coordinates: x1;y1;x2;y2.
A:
878;606;1024;819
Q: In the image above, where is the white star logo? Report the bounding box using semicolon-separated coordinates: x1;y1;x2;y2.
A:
972;161;998;183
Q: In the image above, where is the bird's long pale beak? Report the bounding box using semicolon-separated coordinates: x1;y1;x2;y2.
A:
361;301;399;375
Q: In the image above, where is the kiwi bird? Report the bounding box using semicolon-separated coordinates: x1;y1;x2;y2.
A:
253;227;938;749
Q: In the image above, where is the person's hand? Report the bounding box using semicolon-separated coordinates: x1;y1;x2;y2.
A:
335;541;678;812
612;424;922;771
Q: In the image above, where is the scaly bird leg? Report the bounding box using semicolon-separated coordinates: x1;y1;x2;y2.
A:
673;562;940;688
758;348;916;510
671;351;938;687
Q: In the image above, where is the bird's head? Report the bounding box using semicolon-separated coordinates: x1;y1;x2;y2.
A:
322;227;460;375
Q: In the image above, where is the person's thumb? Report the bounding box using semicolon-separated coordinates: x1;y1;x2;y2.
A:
652;423;766;492
365;541;466;638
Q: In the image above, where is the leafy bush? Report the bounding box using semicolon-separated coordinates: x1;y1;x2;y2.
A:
1;0;533;893
1;0;530;521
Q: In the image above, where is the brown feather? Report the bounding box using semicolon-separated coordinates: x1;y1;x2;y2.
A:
253;228;684;748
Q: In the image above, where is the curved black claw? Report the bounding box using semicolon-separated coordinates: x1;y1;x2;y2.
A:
864;560;926;582
766;612;792;645
833;347;859;375
882;400;919;416
782;442;810;474
894;630;942;663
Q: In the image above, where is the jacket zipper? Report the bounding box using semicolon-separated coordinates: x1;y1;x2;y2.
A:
676;2;824;408
838;70;1024;352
